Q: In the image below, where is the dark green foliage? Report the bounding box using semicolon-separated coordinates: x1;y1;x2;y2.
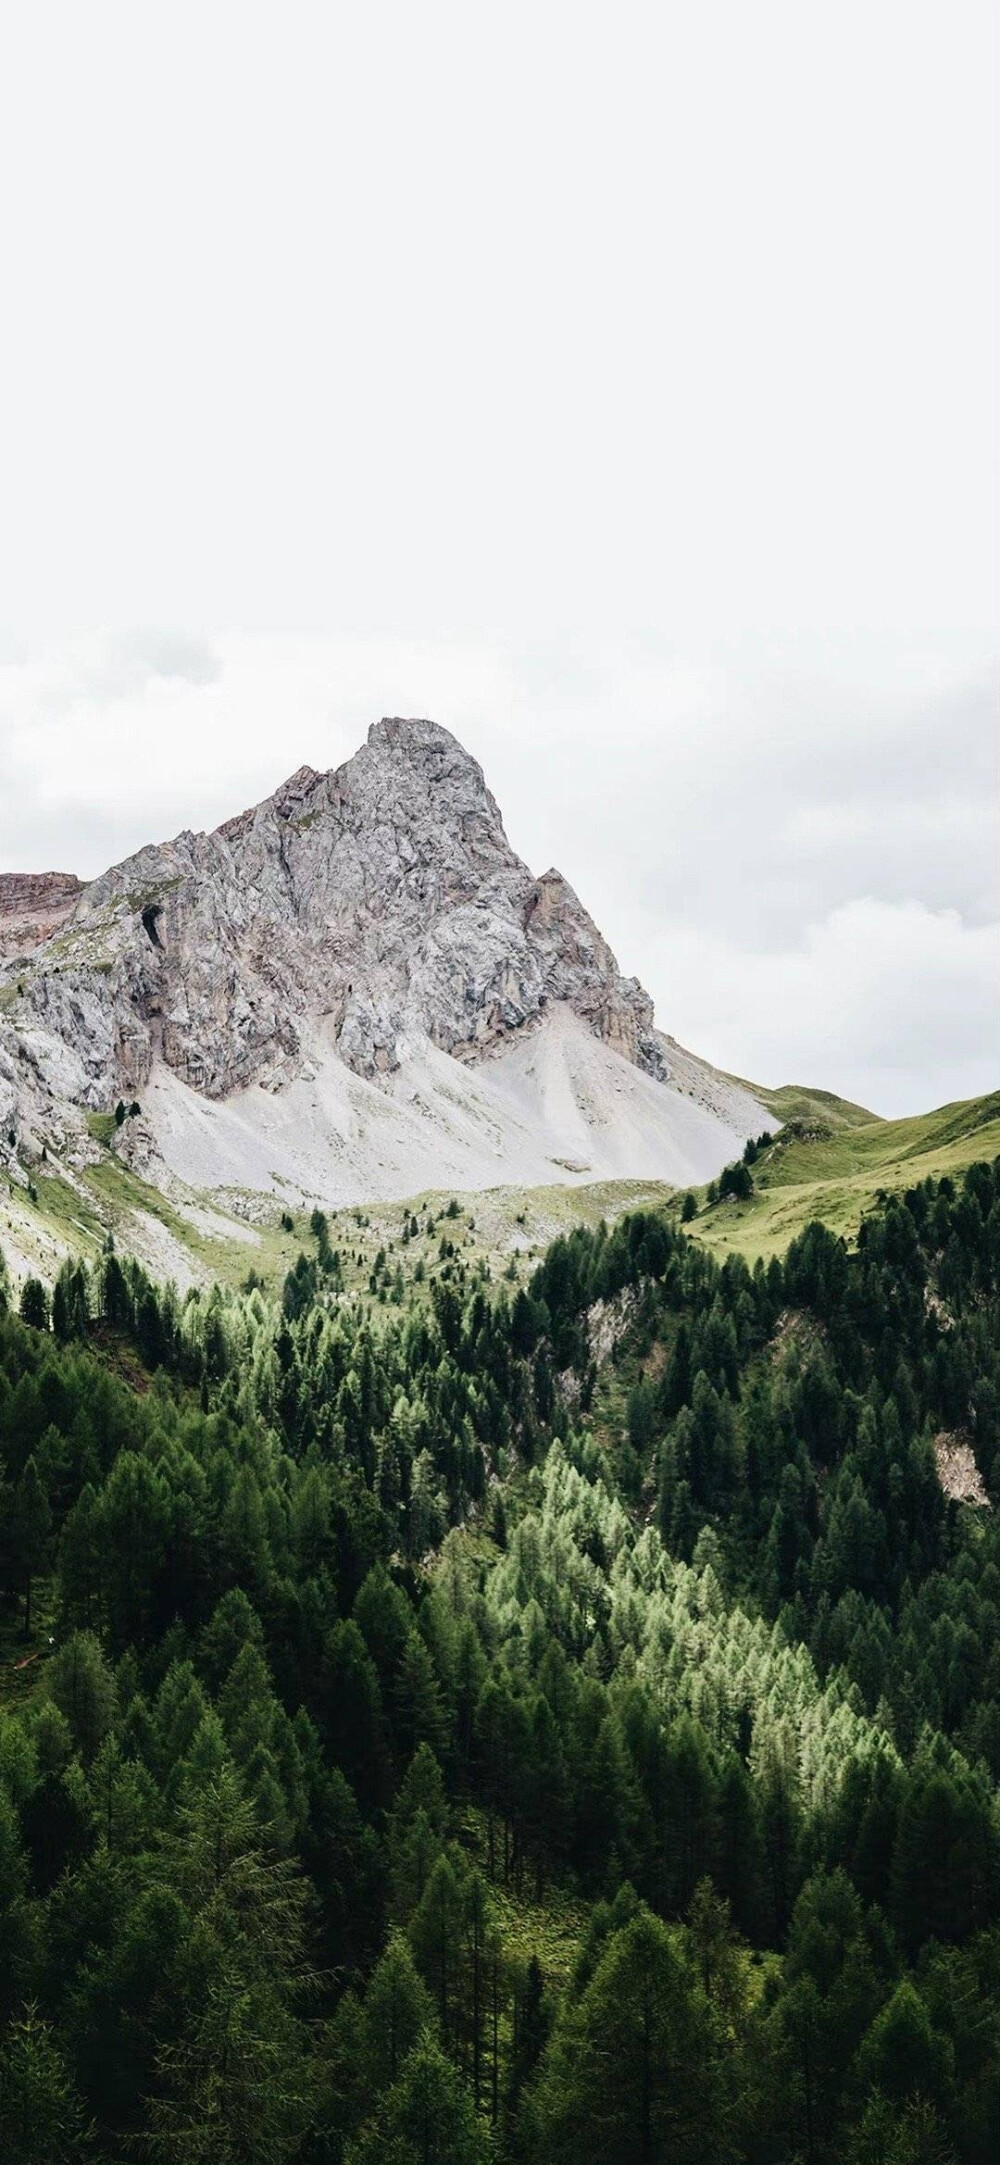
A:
0;1161;995;2159
19;1277;49;1330
523;1905;735;2163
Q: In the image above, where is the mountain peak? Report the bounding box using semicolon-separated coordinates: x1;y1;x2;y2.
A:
363;714;493;795
368;714;456;748
0;713;771;1206
0;714;767;1196
280;761;322;792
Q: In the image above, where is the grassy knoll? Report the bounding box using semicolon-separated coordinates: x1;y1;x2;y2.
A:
307;1177;674;1304
744;1079;878;1130
690;1091;1000;1262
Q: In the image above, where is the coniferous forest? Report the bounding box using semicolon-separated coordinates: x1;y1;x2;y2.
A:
0;1163;999;2164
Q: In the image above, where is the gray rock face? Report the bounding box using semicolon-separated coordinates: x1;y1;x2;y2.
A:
0;719;669;1149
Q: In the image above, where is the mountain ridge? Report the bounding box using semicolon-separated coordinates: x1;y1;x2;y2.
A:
3;717;666;1095
0;717;768;1214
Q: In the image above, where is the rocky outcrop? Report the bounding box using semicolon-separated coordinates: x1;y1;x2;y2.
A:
933;1432;991;1509
0;873;82;959
523;870;666;1078
0;718;670;1136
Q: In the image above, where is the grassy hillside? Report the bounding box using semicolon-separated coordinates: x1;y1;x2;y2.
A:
691;1088;1000;1260
744;1078;878;1129
2;1137;673;1305
4;1078;995;1299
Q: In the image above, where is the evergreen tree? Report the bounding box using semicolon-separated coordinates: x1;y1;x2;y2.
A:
11;1454;51;1636
348;2032;489;2165
0;2004;90;2164
19;1277;50;1330
47;1631;117;1764
525;1907;733;2165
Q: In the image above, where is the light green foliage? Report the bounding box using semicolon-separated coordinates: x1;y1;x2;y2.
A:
347;2031;489;2165
487;1445;897;1818
47;1630;117;1764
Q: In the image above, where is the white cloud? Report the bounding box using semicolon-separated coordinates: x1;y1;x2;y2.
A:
0;4;995;647
0;7;993;1119
644;900;1000;1116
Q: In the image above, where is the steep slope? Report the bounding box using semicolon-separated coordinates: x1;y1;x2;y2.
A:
137;1001;757;1207
0;717;767;1212
4;719;664;1105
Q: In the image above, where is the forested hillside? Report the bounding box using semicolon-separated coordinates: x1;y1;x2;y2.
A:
0;1161;998;2163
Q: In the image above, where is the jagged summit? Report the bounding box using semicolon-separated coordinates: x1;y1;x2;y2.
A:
369;713;459;745
0;718;766;1209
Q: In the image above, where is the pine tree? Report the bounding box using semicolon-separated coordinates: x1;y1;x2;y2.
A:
47;1631;117;1764
348;2031;489;2165
525;1906;730;2165
410;1852;465;2044
362;1932;436;2089
19;1277;49;1330
11;1455;51;1637
0;2003;89;2164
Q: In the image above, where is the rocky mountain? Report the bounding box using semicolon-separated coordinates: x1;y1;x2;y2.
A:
0;718;767;1213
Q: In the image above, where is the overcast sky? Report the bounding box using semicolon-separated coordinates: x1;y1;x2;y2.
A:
0;2;996;1117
